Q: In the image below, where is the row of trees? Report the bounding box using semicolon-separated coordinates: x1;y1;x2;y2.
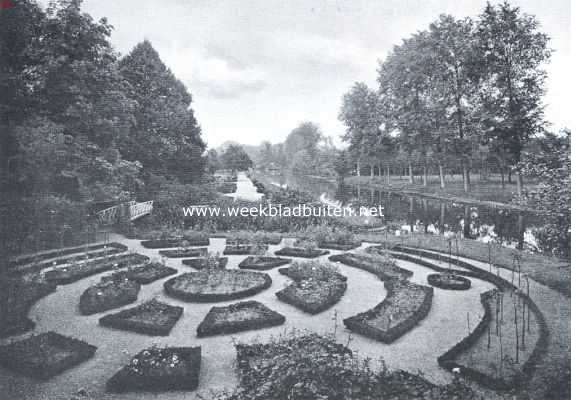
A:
1;0;206;202
339;2;551;193
255;121;337;177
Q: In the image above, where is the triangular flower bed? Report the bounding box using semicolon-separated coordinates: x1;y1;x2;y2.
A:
106;346;201;392
274;247;329;258
197;300;285;337
126;262;178;284
158;248;208;258
276;263;347;314
99;299;183;336
223;244;268;255
164;270;272;302
182;257;228;270
238;256;290;271
0;332;97;380
140;237;210;248
79;272;140;315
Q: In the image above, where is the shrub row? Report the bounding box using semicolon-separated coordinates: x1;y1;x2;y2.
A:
318;241;362;251
274;247;329;258
140;237;209;248
238;256;290;271
223;244;268;255
158;248;208;258
126;263;178;284
182;257;228;270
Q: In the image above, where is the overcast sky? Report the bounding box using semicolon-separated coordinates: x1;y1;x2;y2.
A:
72;0;570;147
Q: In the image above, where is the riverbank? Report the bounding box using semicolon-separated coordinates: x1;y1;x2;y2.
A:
345;175;538;212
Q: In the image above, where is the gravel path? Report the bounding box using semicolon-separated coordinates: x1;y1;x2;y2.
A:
0;237;495;400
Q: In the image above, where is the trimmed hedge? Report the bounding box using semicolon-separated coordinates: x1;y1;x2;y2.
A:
427;273;471;290
223;244;268;255
106;346;201;392
45;253;149;285
0;331;97;380
196;300;285;337
329;252;412;280
318;241;362;251
99;299;183;336
343;280;433;343
158;248;208;258
79;272;141;315
274;247;329;258
182;257;228;270
140;237;209;248
126;262;178;284
238;256;290;271
164;270;272;302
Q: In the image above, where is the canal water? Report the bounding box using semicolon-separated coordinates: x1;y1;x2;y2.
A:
265;173;541;252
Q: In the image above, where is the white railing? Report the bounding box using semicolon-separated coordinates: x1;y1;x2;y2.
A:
129;200;154;221
95;200;153;224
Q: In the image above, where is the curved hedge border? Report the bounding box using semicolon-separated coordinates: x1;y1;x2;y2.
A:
45;253;149;285
9;242;127;269
274;247;329;258
427;273;471;290
0;331;97;380
239;256;290;271
106;346;201;392
140;238;209;248
329;252;412;281
388;246;549;391
318;241;362;251
343;280;433;343
196;300;285;337
163;271;272;302
99;299;183;336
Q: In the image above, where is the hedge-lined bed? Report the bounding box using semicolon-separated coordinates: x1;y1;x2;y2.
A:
318;240;362;251
330;252;412;280
238;256;290;270
223;244;268;255
158;248;208;258
427;273;471;290
140;237;209;248
343;279;433;343
99;299;183;336
276;262;347;314
274;247;329;258
125;262;178;284
8;242;127;269
106;346;201;392
387;246;549;390
182;257;228;270
164;270;272;302
0;332;97;380
196;300;285;337
79;272;141;315
45;253;149;285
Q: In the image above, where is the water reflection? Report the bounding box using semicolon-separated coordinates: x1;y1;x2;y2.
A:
268;173;540;252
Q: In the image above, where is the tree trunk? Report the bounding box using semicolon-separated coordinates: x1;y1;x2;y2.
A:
508;169;512;183
422;165;428;186
461;160;470;193
500;167;505;188
370;164;374;178
516;172;523;196
440;202;446;234
386;165;391;185
408;163;414;184
356;161;361;177
438;163;445;189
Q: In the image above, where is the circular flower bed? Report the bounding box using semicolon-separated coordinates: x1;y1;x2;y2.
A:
164;270;272;302
427;273;471;290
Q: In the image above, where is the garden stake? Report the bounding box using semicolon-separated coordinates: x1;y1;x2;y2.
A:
526;276;531;333
521;295;526;350
514;298;519;363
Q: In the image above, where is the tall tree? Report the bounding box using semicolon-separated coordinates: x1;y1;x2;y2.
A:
477;1;551;194
221;145;253;173
119;40;205;181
